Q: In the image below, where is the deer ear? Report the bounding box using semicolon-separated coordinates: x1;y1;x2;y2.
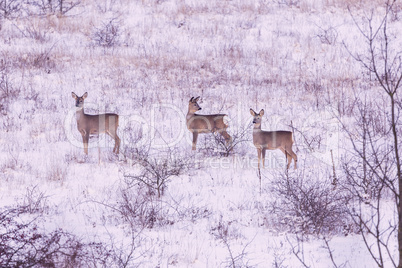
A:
72;92;78;99
194;96;200;102
259;109;264;116
190;97;194;102
82;92;88;99
250;108;256;116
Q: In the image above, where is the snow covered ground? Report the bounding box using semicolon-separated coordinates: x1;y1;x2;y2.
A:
0;0;400;267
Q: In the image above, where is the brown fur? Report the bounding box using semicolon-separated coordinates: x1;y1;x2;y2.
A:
250;108;297;169
72;92;120;155
186;96;232;150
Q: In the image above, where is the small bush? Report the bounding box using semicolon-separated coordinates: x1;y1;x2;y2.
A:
197;122;250;157
0;61;20;113
316;26;338;45
22;185;49;214
277;0;300;8
210;220;251;267
117;184;174;229
0;206;108;267
26;0;81;16
0;0;21;19
24;23;50;43
269;171;352;235
12;48;55;73
123;148;193;198
46;161;67;182
92;19;121;48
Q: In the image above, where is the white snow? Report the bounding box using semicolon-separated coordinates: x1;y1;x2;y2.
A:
0;0;400;267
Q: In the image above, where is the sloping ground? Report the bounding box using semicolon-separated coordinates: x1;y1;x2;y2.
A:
0;0;400;266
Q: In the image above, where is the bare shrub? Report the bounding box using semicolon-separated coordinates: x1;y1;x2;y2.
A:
12;47;56;73
95;0;121;13
303;81;325;109
0;206;108;267
26;0;81;16
315;25;338;45
178;205;212;223
269;170;352;235
272;249;288;268
107;146;196;229
198;122;250;157
123;147;193;198
0;60;20;113
286;233;348;268
276;0;300;8
31;50;54;72
46;161;67;182
103;228;146;267
22;185;49;214
118;184;174;229
120;120;144;163
389;1;402;21
92;19;121;48
0;0;21;18
88;179;175;230
210;219;253;267
340;95;399;266
2;144;22;171
342;1;402;265
24;23;50;43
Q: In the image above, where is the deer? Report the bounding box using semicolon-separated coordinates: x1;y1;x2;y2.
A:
250;108;297;169
186;96;232;151
71;92;120;155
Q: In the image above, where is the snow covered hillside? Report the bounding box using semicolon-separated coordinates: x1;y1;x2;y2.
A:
0;0;401;267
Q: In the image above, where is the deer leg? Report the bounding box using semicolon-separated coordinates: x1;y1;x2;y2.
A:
106;131;115;153
192;132;198;150
257;148;262;169
115;134;120;155
106;130;121;155
283;146;297;170
81;131;89;155
288;148;297;169
220;130;232;146
279;147;290;169
262;148;266;168
287;154;292;169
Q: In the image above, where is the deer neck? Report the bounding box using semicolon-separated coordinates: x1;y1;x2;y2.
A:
75;107;85;121
186;108;196;120
253;123;262;133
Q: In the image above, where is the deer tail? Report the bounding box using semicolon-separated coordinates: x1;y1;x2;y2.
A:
223;114;230;127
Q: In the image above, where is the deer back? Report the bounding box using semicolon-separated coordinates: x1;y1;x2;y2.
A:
187;114;228;133
77;112;119;135
253;130;293;149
